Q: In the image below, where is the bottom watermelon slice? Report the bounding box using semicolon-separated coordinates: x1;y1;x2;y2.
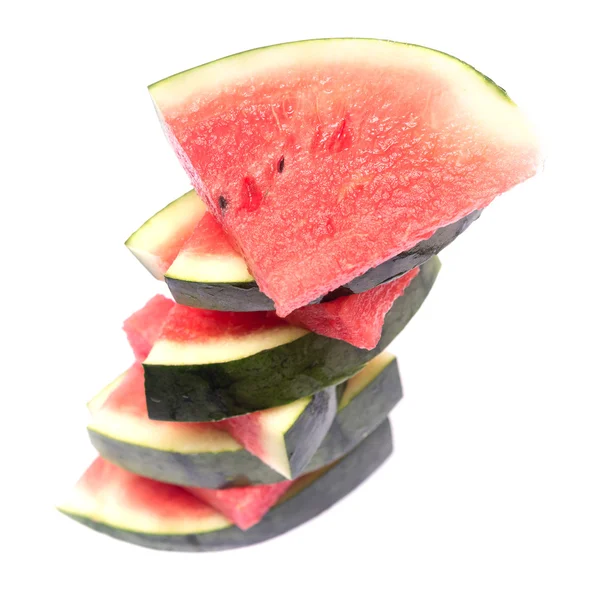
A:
59;419;392;551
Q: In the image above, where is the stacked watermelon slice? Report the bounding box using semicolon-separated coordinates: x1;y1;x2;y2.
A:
59;39;539;551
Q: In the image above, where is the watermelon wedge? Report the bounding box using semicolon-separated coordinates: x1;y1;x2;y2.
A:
143;256;439;421
88;363;336;479
126;189;478;311
88;352;400;488
59;419;393;551
150;39;540;316
124;190;207;280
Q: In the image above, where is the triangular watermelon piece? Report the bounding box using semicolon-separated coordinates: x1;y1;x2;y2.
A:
187;481;293;530
287;268;419;349
150;39;539;316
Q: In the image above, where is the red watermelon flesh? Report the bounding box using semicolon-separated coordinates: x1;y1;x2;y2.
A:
89;362;223;439
60;456;299;533
187;481;293;530
68;456;224;525
157;304;286;344
123;294;175;361
150;39;540;316
288;267;419;349
93;363;283;476
178;210;244;258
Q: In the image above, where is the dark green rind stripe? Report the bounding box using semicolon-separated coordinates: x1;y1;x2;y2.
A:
284;386;338;478
165;278;273;312
341;211;479;294
165;213;476;311
64;420;393;552
89;359;401;488
306;357;401;468
145;256;439;421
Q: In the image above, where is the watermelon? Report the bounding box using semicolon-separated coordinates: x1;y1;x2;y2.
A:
149;39;540;316
187;481;293;530
123;294;175;361
124;190;207;279
59;419;393;551
126;189;478;311
143;256;439;421
88;363;336;479
88;351;400;487
288;267;419;349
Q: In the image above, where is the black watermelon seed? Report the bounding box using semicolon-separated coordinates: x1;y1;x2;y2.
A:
218;195;228;211
278;156;285;173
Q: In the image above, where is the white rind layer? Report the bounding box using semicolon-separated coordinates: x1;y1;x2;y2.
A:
150;39;539;150
144;326;309;366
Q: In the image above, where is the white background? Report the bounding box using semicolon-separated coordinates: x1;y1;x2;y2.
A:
2;1;599;588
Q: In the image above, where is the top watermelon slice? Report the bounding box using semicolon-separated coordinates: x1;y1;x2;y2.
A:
150;39;539;316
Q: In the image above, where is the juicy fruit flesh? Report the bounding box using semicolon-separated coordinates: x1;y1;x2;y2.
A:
166;209;253;283
123;295;175;361
154;41;539;315
288;267;419;349
188;480;293;530
158;304;286;343
64;457;228;535
89;363;236;448
178;212;241;258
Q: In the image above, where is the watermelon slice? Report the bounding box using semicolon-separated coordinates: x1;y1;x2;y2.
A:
59;419;393;551
149;39;540;316
124;190;207;279
143;256;439;421
88;363;336;479
88;352;400;488
126;189;478;311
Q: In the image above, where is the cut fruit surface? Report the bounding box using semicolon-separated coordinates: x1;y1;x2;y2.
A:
187;481;293;530
143;256;439;421
288;267;419;349
87;352;400;487
123;295;175;361
150;38;539;316
88;362;336;480
59;419;393;551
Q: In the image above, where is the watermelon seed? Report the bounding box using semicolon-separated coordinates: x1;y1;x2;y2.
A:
278;156;285;173
218;195;228;211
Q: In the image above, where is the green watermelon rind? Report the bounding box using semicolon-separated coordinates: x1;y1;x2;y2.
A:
61;419;393;552
88;355;400;488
